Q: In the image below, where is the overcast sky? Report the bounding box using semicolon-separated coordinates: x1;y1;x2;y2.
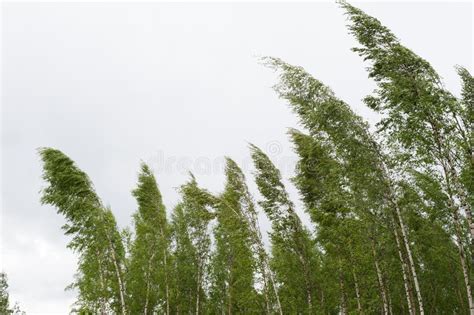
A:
1;1;472;313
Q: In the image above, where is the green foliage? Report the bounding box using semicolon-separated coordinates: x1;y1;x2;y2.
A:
0;272;11;314
171;174;215;314
209;158;261;314
39;148;126;314
0;276;24;315
36;2;472;314
127;163;171;314
250;144;320;314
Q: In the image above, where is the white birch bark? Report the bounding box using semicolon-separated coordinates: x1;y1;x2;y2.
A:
371;238;389;315
392;225;416;315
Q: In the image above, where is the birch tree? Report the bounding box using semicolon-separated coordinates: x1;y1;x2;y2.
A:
250;144;319;314
222;158;282;314
171;174;215;314
290;129;387;314
340;1;473;312
127;163;171;315
264;57;424;313
34;3;472;313
209;158;259;314
39;148;127;315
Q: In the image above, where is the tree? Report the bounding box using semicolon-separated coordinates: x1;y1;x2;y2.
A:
127;163;171;314
250;144;319;314
35;2;471;313
171;174;215;314
209;158;260;314
39;148;127;314
264;56;420;313
0;272;11;314
290;129;391;314
340;1;473;312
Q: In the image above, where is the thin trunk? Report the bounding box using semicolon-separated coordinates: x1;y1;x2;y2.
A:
260;259;271;315
439;155;474;314
165;253;170;315
348;247;362;314
144;280;150;315
339;271;347;315
294;225;314;312
352;267;362;314
156;223;170;315
426;114;473;311
462;194;474;266
144;252;156;315
370;139;424;314
454;207;474;315
306;282;313;315
223;200;283;315
227;253;234;315
110;246;127;315
254;237;283;315
296;253;313;312
228;279;232;315
437;117;474;268
453;171;474;265
288;212;314;314
250;218;282;314
195;260;201;315
99;208;127;315
163;241;170;315
387;281;393;315
104;233;126;315
96;250;108;315
271;276;283;315
265;258;283;315
392;220;416;315
390;195;424;315
371;237;389;315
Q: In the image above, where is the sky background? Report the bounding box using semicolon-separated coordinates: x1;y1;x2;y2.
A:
1;1;472;313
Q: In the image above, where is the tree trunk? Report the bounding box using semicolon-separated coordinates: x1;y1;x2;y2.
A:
144;278;150;315
265;258;283;315
224;200;283;315
96;250;108;315
348;247;362;314
339;271;347;315
370;139;424;315
228;279;232;315
371;237;389;315
103;232;127;315
453;204;474;315
144;252;156;315
109;246;127;315
260;257;271;315
227;253;234;315
250;218;282;314
163;243;170;315
392;224;416;315
195;260;201;315
439;120;474;268
425;114;473;312
392;201;424;315
439;154;474;314
352;267;362;314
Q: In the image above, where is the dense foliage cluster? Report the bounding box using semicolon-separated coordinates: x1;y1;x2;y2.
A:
37;2;472;314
